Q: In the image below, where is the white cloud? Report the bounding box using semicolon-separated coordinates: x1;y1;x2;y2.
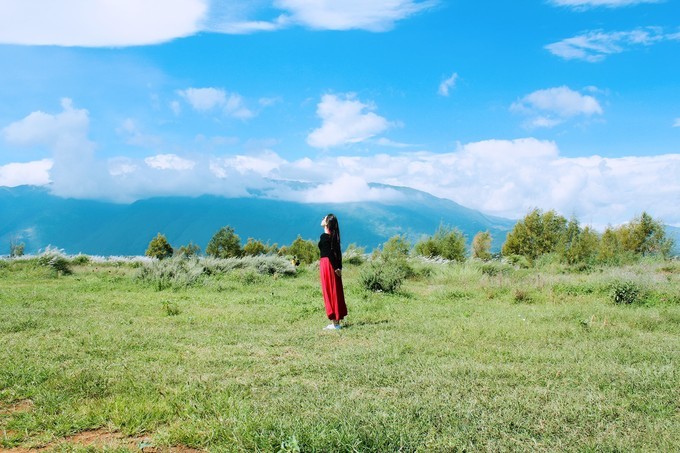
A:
673;118;680;127
0;0;438;47
145;154;196;170
298;174;405;203
546;27;674;62
3;132;679;227
273;0;437;32
178;87;254;119
550;0;661;9
0;0;206;47
0;99;102;198
307;93;392;148
511;86;603;128
0;159;53;187
2;98;89;147
178;87;227;111
438;72;459;97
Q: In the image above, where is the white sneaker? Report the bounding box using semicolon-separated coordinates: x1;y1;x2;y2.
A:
324;324;340;330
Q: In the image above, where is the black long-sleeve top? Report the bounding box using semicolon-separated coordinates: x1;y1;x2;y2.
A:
318;233;342;270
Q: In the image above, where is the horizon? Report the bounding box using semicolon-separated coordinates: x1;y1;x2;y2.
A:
1;0;679;229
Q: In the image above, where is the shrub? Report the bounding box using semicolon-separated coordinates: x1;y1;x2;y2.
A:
344;243;366;266
71;254;91;265
414;225;467;262
243;238;267;257
610;281;642;305
37;247;73;275
176;242;201;258
145;233;174;260
479;261;512;277
9;239;25;258
359;261;405;293
137;257;205;290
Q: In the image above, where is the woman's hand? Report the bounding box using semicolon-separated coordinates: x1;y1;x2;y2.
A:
335;269;342;278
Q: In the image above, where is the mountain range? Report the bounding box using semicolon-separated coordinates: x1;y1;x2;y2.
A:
1;185;516;256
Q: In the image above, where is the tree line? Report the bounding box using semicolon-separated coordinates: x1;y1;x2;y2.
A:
144;209;675;267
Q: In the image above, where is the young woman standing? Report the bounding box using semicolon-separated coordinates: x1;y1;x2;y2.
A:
318;214;347;330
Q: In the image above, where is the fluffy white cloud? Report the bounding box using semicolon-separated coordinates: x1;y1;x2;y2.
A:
546;27;676;62
274;0;437;32
438;72;459;97
307;94;392;148
550;0;661;8
0;159;53;187
1;98;89;147
511;86;603;128
178;88;226;111
178;87;254;119
0;99;101;198
0;0;437;46
145;154;196;170
2;134;679;226
0;0;206;47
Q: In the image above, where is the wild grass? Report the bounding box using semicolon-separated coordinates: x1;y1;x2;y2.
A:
0;256;678;451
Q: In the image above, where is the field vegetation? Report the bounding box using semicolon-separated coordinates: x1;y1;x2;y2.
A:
1;244;678;451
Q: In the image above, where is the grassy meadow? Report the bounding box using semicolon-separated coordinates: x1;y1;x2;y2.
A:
1;255;679;452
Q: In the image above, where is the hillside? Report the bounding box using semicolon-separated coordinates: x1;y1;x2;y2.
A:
0;185;515;256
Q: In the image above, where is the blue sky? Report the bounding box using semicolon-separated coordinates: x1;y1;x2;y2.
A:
0;0;679;227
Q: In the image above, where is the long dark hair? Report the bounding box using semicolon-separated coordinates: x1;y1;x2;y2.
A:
325;213;341;254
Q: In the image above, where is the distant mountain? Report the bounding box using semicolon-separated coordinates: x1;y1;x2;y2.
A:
1;185;515;256
667;225;680;255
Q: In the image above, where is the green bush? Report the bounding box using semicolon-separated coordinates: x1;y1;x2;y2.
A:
359;261;405;293
478;261;512;277
37;247;73;275
344;243;366;266
71;254;91;265
610;280;642;305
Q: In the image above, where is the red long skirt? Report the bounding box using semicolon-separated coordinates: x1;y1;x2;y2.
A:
319;257;347;321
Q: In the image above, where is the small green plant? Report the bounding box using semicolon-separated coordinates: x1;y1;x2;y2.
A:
162;300;181;316
610;280;642;305
513;288;533;303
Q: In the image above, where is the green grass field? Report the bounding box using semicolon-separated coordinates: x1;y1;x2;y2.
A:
1;257;679;452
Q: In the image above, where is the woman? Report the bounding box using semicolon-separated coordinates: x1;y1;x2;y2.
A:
318;213;347;330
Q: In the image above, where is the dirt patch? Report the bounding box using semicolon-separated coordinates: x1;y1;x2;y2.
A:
0;400;33;416
1;428;203;452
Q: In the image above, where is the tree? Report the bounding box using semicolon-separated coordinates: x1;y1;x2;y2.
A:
382;234;411;260
206;226;242;258
558;218;599;265
471;231;492;261
597;226;622;265
502;208;568;262
243;238;267;256
618;212;674;258
9;237;25;258
145;233;174;260
280;236;319;265
176;241;201;258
